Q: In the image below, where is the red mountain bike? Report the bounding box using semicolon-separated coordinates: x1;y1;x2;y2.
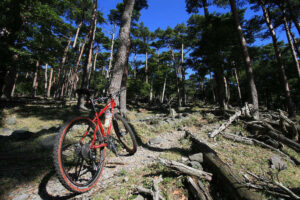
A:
53;89;137;193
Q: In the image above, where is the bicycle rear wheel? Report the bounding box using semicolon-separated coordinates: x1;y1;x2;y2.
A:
112;113;137;155
53;117;105;193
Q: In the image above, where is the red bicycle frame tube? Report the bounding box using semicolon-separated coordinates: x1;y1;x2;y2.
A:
81;98;116;149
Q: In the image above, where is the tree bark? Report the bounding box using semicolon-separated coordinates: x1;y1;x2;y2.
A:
2;65;17;99
0;69;8;98
10;72;18;97
56;36;72;99
134;51;137;79
120;38;131;115
32;60;39;97
229;0;259;119
214;67;227;109
149;77;153;102
186;131;262;200
282;10;300;79
108;0;135;107
286;0;300;35
73;21;82;48
233;68;242;104
160;71;167;103
107;23;117;79
202;0;209;18
289;22;300;57
260;1;295;117
47;67;53;97
145;51;148;83
77;0;97;109
209;71;216;102
44;63;48;98
181;43;187;105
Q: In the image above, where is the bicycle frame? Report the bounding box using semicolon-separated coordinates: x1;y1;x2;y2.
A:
80;98;116;149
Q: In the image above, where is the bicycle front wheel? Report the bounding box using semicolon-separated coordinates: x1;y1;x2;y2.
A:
112;113;137;155
53;117;105;193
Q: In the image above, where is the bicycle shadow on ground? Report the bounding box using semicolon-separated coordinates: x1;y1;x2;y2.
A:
38;170;78;200
128;122;191;157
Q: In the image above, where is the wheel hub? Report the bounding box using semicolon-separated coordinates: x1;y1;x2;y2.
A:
81;143;92;160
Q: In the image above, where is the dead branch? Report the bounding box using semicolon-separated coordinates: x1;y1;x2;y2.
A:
158;158;212;181
187;176;207;200
136;186;165;200
153;175;163;200
198;180;213;200
274;181;300;200
247;171;300;199
209;105;246;138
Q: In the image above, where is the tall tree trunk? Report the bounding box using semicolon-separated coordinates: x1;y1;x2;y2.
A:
108;0;135;108
214;67;227;109
233;68;242;104
176;71;182;107
260;1;295;117
47;67;53;97
149;76;153;102
73;21;82;48
10;72;18;97
224;75;230;106
209;71;216;102
88;45;99;86
0;69;8;98
3;65;17;99
78;0;97;109
56;36;72;98
169;46;182;107
161;71;167;104
32;60;39;97
286;0;300;35
134;52;137;79
229;0;259;119
107;23;117;79
44;63;48;98
289;22;300;57
283;11;300;79
75;34;89;73
202;0;209;18
120;39;130;115
181;42;187;106
145;51;148;83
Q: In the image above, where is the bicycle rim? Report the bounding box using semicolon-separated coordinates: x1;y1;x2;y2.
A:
54;117;105;192
112;114;137;155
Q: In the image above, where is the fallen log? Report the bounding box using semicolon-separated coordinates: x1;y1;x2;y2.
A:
262;122;300;153
158;158;212;181
222;133;254;145
246;122;300;153
279;109;299;141
186;131;262;200
209;105;246;138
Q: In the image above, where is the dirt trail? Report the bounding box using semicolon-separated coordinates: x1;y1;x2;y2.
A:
7;129;187;200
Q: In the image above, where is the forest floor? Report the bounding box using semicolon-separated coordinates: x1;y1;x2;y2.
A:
0;100;299;200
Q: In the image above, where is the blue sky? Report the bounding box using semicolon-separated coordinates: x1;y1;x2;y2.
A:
98;0;299;77
99;0;299;44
